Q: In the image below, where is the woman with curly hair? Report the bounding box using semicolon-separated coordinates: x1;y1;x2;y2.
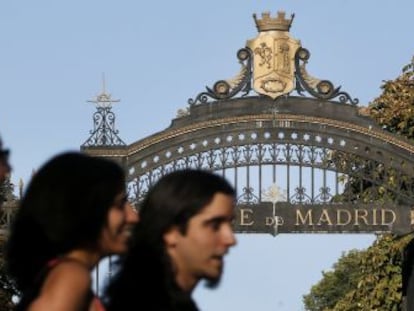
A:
6;151;138;311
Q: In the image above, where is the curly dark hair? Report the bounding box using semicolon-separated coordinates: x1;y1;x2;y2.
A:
5;151;125;292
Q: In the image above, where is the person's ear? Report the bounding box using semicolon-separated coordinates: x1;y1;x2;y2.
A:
163;226;181;247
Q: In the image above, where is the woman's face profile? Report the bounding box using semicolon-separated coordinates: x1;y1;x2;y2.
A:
97;193;139;255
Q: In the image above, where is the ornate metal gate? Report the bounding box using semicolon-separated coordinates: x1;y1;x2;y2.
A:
82;11;414;236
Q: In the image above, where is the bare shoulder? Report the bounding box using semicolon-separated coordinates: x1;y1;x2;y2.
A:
47;260;92;287
29;261;93;311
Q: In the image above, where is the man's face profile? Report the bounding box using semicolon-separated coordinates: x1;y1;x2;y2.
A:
165;192;237;291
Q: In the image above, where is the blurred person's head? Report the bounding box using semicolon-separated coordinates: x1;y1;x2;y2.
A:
106;169;236;311
6;151;138;291
139;169;237;290
0;137;11;184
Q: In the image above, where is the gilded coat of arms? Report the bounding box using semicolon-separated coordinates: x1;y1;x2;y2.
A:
247;12;301;99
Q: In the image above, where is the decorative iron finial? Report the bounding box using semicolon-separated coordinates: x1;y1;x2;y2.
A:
88;74;120;108
253;11;295;32
82;76;126;147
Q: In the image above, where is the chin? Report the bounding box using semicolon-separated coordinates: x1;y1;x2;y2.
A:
116;246;128;254
204;274;222;289
204;268;223;288
106;245;128;255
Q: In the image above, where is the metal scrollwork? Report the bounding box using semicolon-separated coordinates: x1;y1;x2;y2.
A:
237;187;259;205
82;106;126;147
82;82;126;148
294;48;359;105
314;186;333;203
188;48;253;106
290;186;312;204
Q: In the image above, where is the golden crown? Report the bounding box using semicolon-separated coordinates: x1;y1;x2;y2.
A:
253;11;295;32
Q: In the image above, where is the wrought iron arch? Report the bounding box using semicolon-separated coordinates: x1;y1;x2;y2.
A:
82;12;414;235
83;95;414;235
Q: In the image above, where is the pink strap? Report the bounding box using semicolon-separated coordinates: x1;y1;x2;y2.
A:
93;296;106;311
47;258;60;268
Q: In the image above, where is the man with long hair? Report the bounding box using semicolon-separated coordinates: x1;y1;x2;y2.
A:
106;169;237;311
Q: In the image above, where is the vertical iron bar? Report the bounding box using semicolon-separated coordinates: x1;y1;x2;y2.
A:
299;146;303;203
311;148;315;202
287;144;291;201
259;145;262;201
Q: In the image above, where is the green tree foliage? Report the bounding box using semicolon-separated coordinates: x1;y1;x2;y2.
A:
333;234;411;311
303;234;412;311
303;249;364;310
327;57;414;207
370;58;414;139
328;152;398;204
303;57;414;310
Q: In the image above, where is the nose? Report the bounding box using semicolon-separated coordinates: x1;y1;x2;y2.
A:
222;223;237;247
125;202;139;224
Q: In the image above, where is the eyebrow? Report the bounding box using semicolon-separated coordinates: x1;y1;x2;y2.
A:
202;214;235;226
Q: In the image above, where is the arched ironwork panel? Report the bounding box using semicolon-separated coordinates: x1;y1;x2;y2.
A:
83;96;414;234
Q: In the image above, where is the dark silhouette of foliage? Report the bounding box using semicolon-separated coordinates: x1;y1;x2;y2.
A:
0;178;19;311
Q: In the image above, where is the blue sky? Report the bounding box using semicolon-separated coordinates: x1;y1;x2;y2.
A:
1;1;414;310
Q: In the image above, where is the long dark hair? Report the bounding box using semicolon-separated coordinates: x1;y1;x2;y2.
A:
5;151;125;292
105;169;235;311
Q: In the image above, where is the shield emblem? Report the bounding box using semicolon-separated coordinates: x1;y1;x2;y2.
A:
247;33;301;99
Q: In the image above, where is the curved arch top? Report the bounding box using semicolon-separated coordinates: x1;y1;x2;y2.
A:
83;95;414;234
83;96;414;181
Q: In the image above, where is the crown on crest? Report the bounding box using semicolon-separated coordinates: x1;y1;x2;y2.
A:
253;11;295;32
